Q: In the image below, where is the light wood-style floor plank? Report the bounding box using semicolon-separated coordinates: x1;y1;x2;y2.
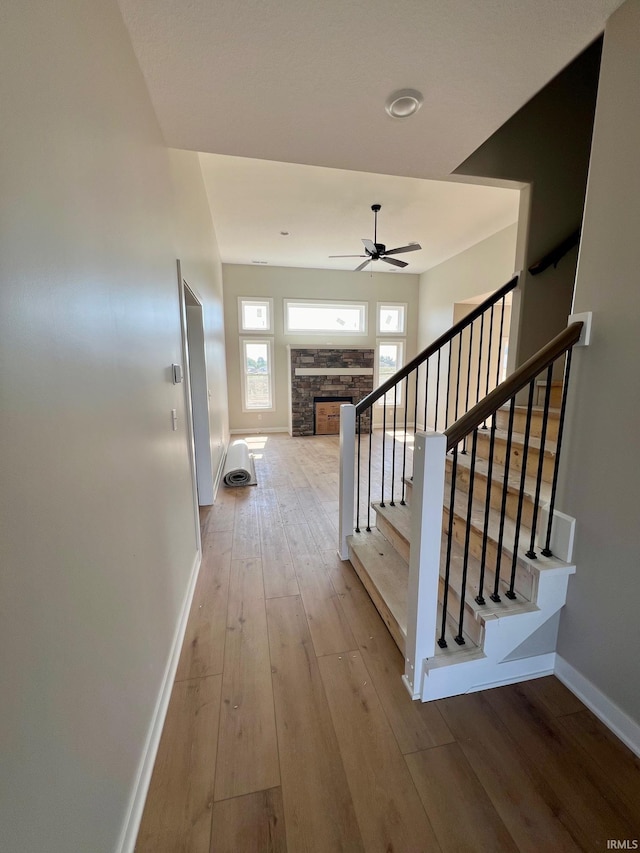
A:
293;554;357;656
266;595;365;853
259;521;299;600
175;530;232;682
406;743;518;852
438;691;581;853
318;650;442;853
231;495;261;559
558;708;640;825
215;558;280;801
210;787;287;853
136;675;222;853
486;682;640;846
326;552;454;754
283;522;317;558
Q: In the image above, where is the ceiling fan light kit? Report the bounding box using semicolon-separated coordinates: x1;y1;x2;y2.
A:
385;89;423;119
329;203;422;272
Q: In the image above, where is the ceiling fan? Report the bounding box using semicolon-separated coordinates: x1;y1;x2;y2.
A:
329;203;422;271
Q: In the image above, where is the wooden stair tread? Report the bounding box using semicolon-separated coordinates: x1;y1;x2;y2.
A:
347;528;408;651
372;501;412;544
499;404;560;417
447;450;552;504
476;427;557;456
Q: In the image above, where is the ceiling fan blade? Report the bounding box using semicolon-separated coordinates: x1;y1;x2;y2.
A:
362;239;376;254
329;254;367;258
382;257;409;268
355;259;371;272
383;243;422;256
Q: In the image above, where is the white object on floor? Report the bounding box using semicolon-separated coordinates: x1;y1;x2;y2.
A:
222;439;257;487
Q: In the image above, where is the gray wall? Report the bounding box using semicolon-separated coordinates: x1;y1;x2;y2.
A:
0;4;228;851
455;40;602;371
557;0;640;728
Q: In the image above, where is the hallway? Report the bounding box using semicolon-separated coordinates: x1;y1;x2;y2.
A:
136;433;640;852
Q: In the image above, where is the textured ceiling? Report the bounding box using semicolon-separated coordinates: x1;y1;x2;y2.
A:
118;0;621;179
198;154;520;273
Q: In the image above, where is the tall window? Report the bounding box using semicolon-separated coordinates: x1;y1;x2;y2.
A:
240;339;274;411
376;340;404;405
377;303;407;335
238;297;273;333
284;300;367;335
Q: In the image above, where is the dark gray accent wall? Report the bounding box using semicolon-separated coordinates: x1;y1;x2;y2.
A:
455;39;602;368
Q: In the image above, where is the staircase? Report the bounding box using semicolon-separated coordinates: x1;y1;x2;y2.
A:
338;276;585;702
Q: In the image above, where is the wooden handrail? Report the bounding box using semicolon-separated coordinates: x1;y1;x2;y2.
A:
355;274;519;415
444;321;583;449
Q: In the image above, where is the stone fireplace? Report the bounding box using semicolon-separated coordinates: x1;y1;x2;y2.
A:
288;347;374;436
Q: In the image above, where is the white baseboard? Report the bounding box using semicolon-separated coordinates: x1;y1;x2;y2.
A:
116;549;202;853
229;427;289;434
212;440;228;500
555;655;640;758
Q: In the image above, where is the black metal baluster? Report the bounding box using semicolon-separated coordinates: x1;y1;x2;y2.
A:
506;380;536;599
414;365;420;435
456;429;478;644
542;348;574;556
445;340;453;431
476;417;497;605
401;376;409;505
482;304;495;428
355;413;362;533
527;364;553;558
461;323;474;455
438;445;458;649
496;296;507;388
454;333;463;425
424;360;430;431
380;394;387;507
390;384;398;506
366;415;372;531
492;397;516;602
435;349;441;431
476;312;485;408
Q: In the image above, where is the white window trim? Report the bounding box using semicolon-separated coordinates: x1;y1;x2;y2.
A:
238;296;274;334
284;298;368;336
377;302;407;335
240;337;275;413
376;339;405;406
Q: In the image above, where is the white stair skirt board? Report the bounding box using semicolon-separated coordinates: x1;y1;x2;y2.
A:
420;568;575;702
555;656;640;759
117;550;202;853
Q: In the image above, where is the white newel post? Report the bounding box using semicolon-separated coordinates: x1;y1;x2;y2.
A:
403;431;447;700
338;403;356;560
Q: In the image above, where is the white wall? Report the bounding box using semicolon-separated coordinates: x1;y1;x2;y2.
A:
0;4;227;852
417;225;517;427
557;0;640;730
222;264;420;432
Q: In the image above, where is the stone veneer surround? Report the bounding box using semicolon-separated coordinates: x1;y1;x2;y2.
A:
289;347;374;436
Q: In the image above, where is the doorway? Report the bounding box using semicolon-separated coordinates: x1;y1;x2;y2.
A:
178;266;215;508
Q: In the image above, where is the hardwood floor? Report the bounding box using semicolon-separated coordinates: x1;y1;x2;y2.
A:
136;432;640;853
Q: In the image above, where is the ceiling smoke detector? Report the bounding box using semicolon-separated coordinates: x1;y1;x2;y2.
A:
385;89;423;119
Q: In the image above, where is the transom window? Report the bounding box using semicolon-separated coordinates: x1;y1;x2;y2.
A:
284;300;367;335
377;303;406;335
238;297;273;333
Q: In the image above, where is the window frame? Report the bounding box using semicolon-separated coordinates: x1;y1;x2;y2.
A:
238;297;274;334
283;298;368;336
377;302;407;336
376;339;405;407
239;337;275;413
